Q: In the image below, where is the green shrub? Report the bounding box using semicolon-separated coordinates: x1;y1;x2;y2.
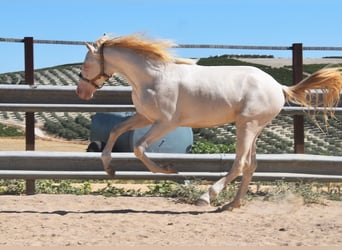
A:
0;179;25;194
43;115;90;140
191;141;235;154
35;180;91;195
0;123;25;137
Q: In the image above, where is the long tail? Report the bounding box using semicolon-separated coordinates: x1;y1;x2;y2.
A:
283;67;342;121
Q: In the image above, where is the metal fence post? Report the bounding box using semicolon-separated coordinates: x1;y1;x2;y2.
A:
292;43;304;153
24;37;36;194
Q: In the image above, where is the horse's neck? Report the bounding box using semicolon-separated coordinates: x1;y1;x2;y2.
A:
105;47;158;87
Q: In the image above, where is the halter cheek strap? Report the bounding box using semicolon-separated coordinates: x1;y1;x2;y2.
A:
79;45;112;89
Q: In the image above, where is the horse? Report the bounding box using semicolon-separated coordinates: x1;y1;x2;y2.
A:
76;34;342;211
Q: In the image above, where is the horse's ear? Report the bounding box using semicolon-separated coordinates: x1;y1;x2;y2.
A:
85;43;96;54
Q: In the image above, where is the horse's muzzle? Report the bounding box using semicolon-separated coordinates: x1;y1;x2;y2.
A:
75;86;93;100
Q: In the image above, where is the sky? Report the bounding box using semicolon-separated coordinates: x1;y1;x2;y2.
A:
1;0;342;73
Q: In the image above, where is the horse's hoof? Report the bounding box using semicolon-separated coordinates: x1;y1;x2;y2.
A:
165;167;177;174
216;206;234;212
161;164;178;174
101;154;115;176
104;165;116;177
195;199;210;207
216;202;241;212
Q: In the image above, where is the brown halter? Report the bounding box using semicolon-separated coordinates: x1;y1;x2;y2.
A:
79;45;111;89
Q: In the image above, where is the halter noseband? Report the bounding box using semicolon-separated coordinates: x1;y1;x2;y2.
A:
79;45;111;89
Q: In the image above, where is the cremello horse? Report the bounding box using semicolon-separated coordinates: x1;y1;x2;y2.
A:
77;34;342;211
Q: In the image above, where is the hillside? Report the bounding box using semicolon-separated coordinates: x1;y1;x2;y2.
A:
0;58;341;156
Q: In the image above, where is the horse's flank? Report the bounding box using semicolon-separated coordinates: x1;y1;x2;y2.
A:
94;34;193;64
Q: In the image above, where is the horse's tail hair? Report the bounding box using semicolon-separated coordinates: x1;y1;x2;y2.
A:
282;67;342;122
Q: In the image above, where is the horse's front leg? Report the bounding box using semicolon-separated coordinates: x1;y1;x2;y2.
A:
133;122;178;174
102;114;151;176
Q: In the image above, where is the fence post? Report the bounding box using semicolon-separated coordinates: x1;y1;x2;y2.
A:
292;43;304;153
24;37;36;195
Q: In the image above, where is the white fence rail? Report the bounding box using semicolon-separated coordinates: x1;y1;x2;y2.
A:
1;85;341;113
0;151;341;182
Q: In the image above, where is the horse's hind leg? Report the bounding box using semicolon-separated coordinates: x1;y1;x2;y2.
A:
134;121;178;174
102;113;151;176
196;165;242;206
196;119;264;210
218;136;258;211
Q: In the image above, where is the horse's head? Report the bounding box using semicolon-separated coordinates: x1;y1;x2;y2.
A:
76;43;111;100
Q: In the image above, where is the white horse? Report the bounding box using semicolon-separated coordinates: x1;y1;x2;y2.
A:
77;34;342;211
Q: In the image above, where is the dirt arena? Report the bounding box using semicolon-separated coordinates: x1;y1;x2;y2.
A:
0;137;87;152
0;194;341;247
0;138;341;247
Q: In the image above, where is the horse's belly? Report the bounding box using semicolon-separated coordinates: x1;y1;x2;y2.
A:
178;105;236;128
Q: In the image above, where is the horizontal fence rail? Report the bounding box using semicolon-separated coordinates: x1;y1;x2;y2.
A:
0;151;341;182
1;85;341;113
1;103;342;115
0;103;135;113
0;85;132;105
2;37;342;51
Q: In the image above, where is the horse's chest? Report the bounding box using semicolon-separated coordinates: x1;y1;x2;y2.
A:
132;88;172;121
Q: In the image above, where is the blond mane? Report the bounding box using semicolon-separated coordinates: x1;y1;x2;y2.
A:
94;34;193;64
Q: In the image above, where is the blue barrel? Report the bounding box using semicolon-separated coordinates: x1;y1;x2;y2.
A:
89;112;193;153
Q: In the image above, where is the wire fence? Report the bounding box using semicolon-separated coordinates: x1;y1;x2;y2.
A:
2;37;342;51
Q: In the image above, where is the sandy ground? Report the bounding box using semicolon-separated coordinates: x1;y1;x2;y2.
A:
0;134;341;247
0;194;341;247
0;137;87;152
